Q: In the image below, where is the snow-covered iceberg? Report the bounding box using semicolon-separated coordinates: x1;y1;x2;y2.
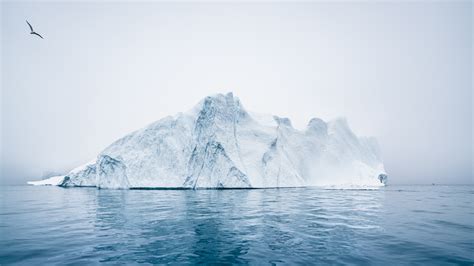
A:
29;93;388;189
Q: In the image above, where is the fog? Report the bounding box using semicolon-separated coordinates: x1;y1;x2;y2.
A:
1;1;472;185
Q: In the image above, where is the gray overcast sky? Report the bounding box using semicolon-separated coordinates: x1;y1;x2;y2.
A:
1;1;472;185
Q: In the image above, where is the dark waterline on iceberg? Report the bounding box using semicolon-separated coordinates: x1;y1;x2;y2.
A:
0;185;473;265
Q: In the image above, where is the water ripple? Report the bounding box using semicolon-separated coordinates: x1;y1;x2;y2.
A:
0;185;473;265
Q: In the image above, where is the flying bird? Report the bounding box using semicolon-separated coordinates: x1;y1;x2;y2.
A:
26;20;43;39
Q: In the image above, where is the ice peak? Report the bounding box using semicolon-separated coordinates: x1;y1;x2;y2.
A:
273;116;293;128
191;92;249;123
307;118;327;135
202;92;236;103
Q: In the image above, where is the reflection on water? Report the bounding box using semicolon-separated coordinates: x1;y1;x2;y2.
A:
0;185;473;264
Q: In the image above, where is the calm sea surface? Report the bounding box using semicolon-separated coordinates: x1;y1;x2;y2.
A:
0;185;472;265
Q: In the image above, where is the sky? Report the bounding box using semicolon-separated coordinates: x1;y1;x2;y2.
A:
1;1;472;185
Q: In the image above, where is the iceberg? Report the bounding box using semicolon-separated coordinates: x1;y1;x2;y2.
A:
28;93;388;189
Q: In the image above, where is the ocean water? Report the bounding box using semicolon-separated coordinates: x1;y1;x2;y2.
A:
0;185;472;265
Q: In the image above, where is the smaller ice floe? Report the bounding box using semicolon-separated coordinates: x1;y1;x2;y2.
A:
27;175;65;186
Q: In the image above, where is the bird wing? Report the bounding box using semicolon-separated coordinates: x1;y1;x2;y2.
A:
32;32;43;39
26;20;34;32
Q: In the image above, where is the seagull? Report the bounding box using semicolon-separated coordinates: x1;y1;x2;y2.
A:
26;20;43;39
